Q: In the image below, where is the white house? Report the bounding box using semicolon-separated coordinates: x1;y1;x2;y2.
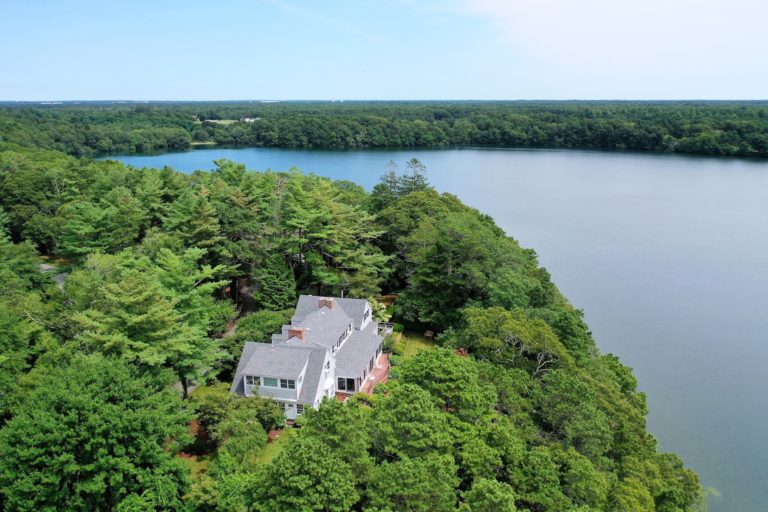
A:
230;295;384;420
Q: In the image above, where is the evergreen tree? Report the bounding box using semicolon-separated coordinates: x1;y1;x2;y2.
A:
135;170;168;229
299;398;375;484
164;190;227;263
0;304;56;422
367;455;459;512
71;254;222;398
369;161;400;212
0;355;190;511
57;200;110;258
247;436;359;512
253;255;296;310
153;247;236;335
460;479;518;512
370;383;452;460
0;207;9;238
399;157;430;195
100;186;147;250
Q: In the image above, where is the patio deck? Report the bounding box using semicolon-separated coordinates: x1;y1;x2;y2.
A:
359;353;390;395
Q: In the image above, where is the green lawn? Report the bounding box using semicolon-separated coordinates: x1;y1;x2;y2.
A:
400;331;437;359
255;428;293;464
206;119;238;125
180;428;290;484
182;454;211;480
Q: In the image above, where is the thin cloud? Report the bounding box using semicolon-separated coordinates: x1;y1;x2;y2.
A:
457;0;768;98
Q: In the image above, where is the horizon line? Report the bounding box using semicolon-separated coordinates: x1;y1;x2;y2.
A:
2;98;768;104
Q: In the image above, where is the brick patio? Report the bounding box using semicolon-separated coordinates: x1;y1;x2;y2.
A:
359;353;390;395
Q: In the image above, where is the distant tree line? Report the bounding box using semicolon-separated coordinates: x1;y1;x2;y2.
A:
1;100;768;157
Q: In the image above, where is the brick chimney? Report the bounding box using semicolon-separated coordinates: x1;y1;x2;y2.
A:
318;297;335;310
288;327;305;340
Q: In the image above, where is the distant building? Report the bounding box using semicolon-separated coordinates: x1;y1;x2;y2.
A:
240;117;261;123
230;296;386;420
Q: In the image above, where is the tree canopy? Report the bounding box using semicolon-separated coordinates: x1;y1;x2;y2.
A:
0;133;704;511
0;355;190;511
2;101;768;158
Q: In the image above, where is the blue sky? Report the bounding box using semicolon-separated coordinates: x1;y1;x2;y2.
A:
2;0;766;100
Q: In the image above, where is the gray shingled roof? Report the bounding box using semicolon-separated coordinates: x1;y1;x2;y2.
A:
230;340;260;394
298;350;327;404
283;305;352;349
335;328;383;377
294;295;369;329
241;343;312;379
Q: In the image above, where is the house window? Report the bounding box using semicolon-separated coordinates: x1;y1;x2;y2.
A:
337;377;356;392
325;361;330;370
245;375;260;386
363;309;370;320
337;324;354;347
263;377;278;387
296;404;305;414
277;401;286;412
280;379;296;389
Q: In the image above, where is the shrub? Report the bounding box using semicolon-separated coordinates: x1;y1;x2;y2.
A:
382;334;397;353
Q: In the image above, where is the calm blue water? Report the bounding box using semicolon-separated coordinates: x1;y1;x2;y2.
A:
109;147;768;511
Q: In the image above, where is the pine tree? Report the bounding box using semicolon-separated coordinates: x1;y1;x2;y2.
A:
135;171;168;228
369;160;400;212
72;261;222;398
153;247;236;335
0;355;190;510
247;437;359;512
57;201;110;258
100;186;147;250
164;190;228;263
0;207;9;238
399;158;430;195
252;255;296;310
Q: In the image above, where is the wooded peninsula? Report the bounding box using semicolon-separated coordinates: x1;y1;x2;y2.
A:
0;106;704;511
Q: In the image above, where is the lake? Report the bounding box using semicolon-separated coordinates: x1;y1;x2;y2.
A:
109;147;768;512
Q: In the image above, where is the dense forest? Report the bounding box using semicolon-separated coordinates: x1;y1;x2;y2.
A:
1;100;768;158
0;128;704;511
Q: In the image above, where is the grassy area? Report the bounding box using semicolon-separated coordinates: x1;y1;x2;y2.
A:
255;428;293;464
205;119;238;125
398;331;437;359
181;454;211;480
179;428;290;484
